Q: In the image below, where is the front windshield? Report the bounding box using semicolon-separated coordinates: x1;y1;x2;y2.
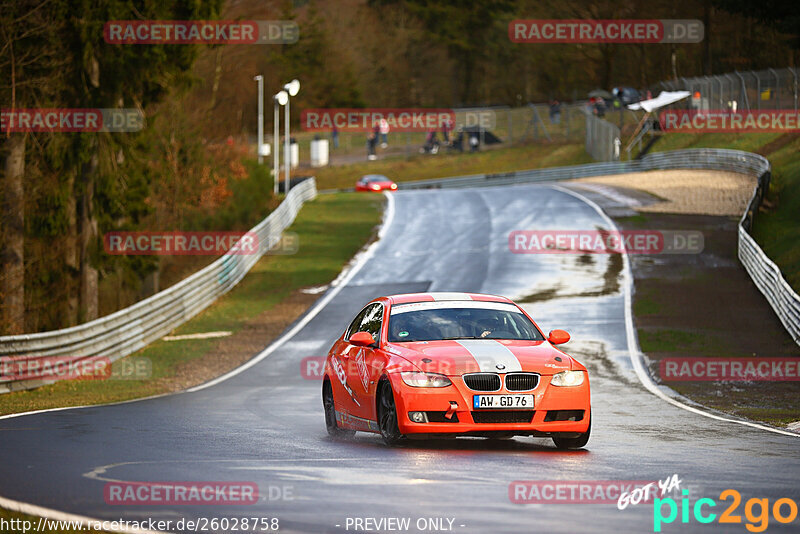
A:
388;302;544;342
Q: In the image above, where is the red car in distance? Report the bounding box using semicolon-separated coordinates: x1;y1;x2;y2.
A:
356;174;398;192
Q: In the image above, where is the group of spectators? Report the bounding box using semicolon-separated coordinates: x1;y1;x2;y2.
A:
360;117;476;159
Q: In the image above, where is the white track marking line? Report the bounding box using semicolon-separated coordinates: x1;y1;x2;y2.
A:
163;331;232;341
186;192;395;393
551;184;799;438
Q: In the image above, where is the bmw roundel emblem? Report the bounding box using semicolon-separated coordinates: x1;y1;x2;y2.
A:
496;364;506;370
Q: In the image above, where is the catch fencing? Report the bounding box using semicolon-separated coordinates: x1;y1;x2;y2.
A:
656;67;799;112
585;111;621;162
0;179;318;393
399;149;799;346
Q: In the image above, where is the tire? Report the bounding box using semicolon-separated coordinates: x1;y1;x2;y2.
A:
377;379;403;446
552;414;591;450
322;380;355;438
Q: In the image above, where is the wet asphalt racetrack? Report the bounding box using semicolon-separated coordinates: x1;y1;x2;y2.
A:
1;184;799;534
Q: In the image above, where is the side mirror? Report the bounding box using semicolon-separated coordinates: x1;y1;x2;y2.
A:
349;331;376;347
547;329;570;345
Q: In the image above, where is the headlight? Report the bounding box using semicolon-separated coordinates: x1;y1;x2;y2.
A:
550;370;585;387
400;372;452;388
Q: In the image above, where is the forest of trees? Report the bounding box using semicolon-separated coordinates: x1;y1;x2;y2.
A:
1;0;797;335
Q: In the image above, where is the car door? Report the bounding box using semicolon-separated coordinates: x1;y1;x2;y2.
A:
343;302;384;420
329;307;369;418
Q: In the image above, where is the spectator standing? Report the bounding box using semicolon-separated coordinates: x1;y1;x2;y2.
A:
469;133;479;152
379;118;389;147
549;100;561;124
442;116;453;144
367;132;377;160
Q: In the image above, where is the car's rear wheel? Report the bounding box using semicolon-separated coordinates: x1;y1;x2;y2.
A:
322;380;355;438
552;413;591;449
377;379;403;446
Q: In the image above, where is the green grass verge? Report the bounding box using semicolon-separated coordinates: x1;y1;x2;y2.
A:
312;141;592;190
749;139;800;291
0;193;383;416
638;328;727;355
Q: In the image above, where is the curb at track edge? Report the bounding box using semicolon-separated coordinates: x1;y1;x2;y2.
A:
551;184;799;439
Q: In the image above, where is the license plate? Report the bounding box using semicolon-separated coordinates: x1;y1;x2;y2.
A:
473;394;534;409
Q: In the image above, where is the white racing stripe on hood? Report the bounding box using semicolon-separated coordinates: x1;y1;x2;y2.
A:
455;339;522;373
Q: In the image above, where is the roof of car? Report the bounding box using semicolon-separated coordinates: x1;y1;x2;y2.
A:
385;292;512;305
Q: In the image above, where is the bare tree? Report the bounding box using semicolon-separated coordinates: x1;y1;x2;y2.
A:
0;0;67;333
2;132;26;334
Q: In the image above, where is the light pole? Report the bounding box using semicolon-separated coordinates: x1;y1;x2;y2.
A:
273;91;288;196
283;79;300;194
254;75;263;164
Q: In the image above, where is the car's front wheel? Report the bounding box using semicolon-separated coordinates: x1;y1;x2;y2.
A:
377;379;403;446
322;380;355;438
552;414;591;450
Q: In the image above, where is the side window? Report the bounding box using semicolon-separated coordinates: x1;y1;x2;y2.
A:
357;303;384;343
346;306;369;338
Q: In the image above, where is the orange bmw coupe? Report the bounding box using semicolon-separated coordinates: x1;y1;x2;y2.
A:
322;292;591;448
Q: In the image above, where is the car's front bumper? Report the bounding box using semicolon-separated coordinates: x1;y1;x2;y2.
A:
388;372;590;437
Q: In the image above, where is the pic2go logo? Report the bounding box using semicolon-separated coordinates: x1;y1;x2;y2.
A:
653;489;799;532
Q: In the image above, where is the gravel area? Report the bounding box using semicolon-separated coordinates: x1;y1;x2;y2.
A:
576;169;756;216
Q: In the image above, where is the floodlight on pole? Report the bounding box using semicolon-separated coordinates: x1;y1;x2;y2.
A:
282;79;300;194
273;91;288;195
285;79;300;97
254;75;263;164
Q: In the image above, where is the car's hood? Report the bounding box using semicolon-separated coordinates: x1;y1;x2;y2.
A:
384;339;574;376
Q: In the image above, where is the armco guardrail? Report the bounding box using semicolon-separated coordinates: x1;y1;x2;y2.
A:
400;149;800;346
0;178;318;393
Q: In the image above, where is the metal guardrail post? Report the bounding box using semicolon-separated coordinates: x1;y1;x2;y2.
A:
735;71;750;111
769;68;780;108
